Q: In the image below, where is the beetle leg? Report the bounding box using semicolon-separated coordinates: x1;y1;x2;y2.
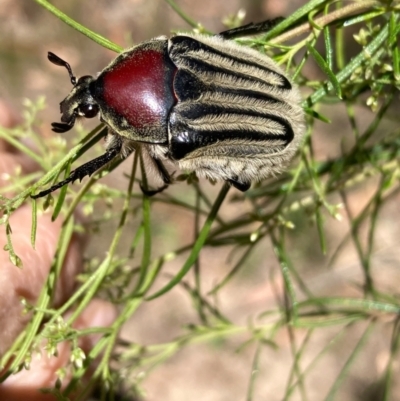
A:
228;179;251;192
139;155;171;197
31;136;122;199
218;17;284;39
153;157;172;185
139;183;168;197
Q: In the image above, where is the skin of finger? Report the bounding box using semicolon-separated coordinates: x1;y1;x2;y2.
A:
0;136;86;357
0;205;85;356
0;342;71;401
0;99;19;137
0;300;118;401
0;153;39;194
0;99;117;398
72;299;118;353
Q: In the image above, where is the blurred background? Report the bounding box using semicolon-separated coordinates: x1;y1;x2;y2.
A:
1;1;400;400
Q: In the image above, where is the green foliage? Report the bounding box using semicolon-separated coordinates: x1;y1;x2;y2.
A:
1;0;400;400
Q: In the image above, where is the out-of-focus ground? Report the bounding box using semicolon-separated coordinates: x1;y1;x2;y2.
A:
1;1;400;400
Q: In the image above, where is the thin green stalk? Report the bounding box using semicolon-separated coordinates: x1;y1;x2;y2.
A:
324;321;375;401
34;0;122;52
146;183;230;300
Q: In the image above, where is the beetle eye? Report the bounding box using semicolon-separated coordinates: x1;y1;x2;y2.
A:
80;104;99;118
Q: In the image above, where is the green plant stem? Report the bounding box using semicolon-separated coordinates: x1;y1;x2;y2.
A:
34;0;122;52
146;183;230;300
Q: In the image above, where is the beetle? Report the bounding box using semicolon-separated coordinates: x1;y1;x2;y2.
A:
31;18;305;199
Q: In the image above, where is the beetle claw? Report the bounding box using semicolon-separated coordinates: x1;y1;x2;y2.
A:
139;183;168;197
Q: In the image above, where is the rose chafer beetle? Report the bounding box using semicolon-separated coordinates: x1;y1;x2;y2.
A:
32;18;305;198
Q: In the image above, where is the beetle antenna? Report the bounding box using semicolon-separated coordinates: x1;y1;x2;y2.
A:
48;52;77;86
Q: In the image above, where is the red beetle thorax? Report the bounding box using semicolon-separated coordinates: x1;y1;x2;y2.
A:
102;48;176;130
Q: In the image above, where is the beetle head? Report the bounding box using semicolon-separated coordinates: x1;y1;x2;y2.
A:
48;52;99;133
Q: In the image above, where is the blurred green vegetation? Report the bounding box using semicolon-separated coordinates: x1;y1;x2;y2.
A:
1;1;400;400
